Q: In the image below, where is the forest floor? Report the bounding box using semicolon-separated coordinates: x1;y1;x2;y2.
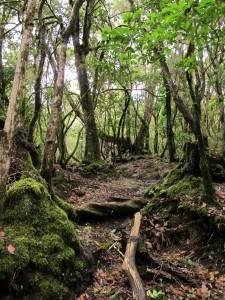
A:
53;157;225;300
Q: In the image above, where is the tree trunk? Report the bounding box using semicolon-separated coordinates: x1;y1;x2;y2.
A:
28;0;46;143
193;103;214;200
0;6;7;114
41;2;78;184
74;51;100;162
164;77;176;162
72;0;100;163
153;114;158;154
134;122;148;154
160;52;214;201
0;0;36;208
41;40;67;184
215;74;225;156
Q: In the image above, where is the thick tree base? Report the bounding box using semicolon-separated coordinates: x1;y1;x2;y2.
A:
0;178;86;299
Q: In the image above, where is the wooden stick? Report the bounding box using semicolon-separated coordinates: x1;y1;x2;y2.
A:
122;212;146;300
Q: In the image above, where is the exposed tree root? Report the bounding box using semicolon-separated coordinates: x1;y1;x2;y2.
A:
76;199;147;223
122;212;146;300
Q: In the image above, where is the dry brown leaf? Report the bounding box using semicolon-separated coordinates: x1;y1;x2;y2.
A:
196;284;209;299
0;229;5;238
7;244;16;254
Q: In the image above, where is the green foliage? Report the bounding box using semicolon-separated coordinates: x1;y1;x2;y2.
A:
146;289;165;299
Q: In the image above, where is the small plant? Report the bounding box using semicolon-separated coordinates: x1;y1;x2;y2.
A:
146;289;165;299
184;257;196;268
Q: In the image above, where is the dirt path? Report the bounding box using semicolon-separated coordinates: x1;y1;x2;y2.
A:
73;158;173;300
66;157;172;207
54;157;225;300
53;157;173;299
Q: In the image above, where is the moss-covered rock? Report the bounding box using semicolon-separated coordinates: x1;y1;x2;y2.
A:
0;178;85;299
84;160;109;174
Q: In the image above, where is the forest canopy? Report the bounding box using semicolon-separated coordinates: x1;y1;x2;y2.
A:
0;0;225;299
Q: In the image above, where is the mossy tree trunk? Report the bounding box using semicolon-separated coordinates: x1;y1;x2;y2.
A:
0;0;36;208
159;49;214;201
185;44;214;200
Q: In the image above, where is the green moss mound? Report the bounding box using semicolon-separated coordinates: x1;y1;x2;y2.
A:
0;178;85;299
144;165;204;213
84;160;108;173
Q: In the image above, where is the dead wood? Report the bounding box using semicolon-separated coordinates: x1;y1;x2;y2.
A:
122;212;146;300
140;251;200;286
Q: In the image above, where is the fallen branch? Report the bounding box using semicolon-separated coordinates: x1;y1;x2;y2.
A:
140;251;200;286
122;212;146;300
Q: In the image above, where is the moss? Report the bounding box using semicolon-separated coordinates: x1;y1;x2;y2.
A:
54;196;77;222
6;178;49;204
84;160;107;173
167;176;203;199
0;178;85;299
30;273;69;300
145;163;203;201
144;162;204;214
100;240;114;251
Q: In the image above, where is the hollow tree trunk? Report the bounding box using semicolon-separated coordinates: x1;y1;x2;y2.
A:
0;0;36;208
74;51;100;162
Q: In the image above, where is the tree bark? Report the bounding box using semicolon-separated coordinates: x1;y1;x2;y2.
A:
163;76;176;162
159;51;214;201
41;2;78;184
153;114;159;154
0;6;7;113
74;51;100;162
0;0;36;208
72;0;100;162
28;0;46;143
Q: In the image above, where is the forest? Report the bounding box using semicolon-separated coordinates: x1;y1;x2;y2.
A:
0;0;225;299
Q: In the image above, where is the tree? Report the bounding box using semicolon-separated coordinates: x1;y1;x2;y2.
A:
0;0;36;207
72;0;101;162
41;1;78;185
